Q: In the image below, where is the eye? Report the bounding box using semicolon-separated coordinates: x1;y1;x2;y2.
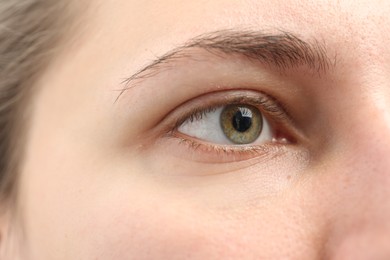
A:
159;90;297;163
178;104;272;145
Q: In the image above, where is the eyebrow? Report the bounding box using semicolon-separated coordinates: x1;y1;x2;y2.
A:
119;29;332;97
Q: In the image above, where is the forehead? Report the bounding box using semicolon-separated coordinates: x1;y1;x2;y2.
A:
83;0;390;38
73;0;390;77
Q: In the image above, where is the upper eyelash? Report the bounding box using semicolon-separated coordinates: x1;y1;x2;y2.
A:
173;93;289;132
185;107;218;123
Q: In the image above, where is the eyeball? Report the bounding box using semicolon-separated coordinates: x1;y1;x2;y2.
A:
177;104;272;145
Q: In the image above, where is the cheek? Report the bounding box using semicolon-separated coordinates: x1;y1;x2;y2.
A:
78;195;259;259
19;163;312;260
79;198;227;259
79;193;321;260
18;156;240;259
59;175;245;259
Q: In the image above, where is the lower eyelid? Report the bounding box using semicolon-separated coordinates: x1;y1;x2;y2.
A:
160;132;289;164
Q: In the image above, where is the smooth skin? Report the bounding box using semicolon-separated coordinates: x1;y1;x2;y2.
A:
3;0;390;259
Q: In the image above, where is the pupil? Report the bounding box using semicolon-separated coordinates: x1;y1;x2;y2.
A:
232;109;252;132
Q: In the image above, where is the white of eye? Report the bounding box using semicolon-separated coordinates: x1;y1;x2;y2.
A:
178;106;272;145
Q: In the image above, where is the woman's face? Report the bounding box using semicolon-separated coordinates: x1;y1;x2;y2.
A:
11;0;390;259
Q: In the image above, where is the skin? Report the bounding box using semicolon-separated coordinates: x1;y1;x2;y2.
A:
2;0;390;259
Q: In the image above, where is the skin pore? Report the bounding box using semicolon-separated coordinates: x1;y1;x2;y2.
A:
3;0;390;259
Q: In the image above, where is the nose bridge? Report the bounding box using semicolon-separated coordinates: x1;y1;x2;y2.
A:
340;51;390;189
351;135;390;219
326;84;390;258
343;91;390;216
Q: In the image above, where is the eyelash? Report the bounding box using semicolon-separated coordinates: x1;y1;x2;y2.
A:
164;91;295;160
174;93;288;127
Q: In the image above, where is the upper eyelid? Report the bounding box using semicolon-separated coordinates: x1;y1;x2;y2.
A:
167;90;291;133
116;29;333;102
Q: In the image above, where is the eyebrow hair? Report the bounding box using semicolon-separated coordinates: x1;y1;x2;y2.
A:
119;29;332;98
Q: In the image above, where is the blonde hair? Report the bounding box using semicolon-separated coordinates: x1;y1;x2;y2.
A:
0;0;70;202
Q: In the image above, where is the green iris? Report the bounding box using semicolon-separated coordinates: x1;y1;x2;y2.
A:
220;104;263;144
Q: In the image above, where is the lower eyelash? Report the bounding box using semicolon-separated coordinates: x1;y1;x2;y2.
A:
168;133;288;163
